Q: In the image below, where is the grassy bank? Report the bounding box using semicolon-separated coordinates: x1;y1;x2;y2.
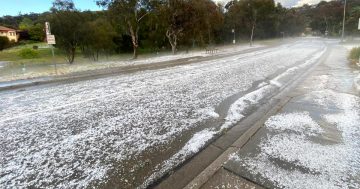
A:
0;38;285;66
0;42;194;66
0;42;67;65
0;38;285;82
349;47;360;64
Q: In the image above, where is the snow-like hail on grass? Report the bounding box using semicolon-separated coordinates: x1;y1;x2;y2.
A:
0;44;262;83
229;90;360;189
0;40;325;188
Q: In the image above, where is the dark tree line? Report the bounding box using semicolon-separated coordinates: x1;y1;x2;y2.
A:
1;0;360;63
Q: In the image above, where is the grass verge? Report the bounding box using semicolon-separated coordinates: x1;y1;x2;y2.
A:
349;47;360;64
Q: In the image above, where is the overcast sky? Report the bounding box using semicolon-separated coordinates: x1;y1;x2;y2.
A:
213;0;330;7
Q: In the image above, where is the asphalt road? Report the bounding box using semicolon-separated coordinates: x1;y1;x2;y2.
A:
1;38;328;189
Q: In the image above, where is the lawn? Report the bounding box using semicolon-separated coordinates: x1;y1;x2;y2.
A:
0;41;189;82
350;47;360;63
0;42;66;65
0;42;162;66
0;38;282;82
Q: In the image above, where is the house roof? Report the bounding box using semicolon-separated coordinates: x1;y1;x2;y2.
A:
0;26;16;31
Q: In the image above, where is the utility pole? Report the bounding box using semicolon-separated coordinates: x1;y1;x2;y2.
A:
341;0;347;42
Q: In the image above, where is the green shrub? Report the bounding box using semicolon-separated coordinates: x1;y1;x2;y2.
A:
349;47;360;62
0;36;10;51
18;48;40;59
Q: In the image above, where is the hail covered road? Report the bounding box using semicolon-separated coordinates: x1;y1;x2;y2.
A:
1;39;327;188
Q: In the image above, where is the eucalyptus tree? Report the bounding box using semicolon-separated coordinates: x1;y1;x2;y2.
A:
346;6;360;35
81;18;116;61
157;0;223;54
51;0;75;11
225;0;277;45
50;0;83;63
189;0;224;45
156;0;193;54
97;0;153;59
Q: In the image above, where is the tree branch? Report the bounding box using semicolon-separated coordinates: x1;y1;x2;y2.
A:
138;12;150;22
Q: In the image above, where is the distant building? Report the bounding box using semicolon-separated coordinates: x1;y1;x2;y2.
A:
0;26;19;42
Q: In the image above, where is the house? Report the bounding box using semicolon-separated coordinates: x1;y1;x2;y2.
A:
0;26;19;42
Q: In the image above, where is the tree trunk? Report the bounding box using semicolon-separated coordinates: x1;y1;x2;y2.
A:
67;47;76;64
128;21;139;59
166;29;178;55
250;22;255;47
208;28;212;45
92;52;96;61
133;46;138;59
171;45;176;55
250;11;257;47
70;47;76;64
132;39;138;59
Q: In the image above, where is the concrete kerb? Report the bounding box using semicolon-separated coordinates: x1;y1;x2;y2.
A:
182;46;331;189
183;97;290;189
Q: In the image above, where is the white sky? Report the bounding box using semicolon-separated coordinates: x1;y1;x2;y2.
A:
212;0;331;7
